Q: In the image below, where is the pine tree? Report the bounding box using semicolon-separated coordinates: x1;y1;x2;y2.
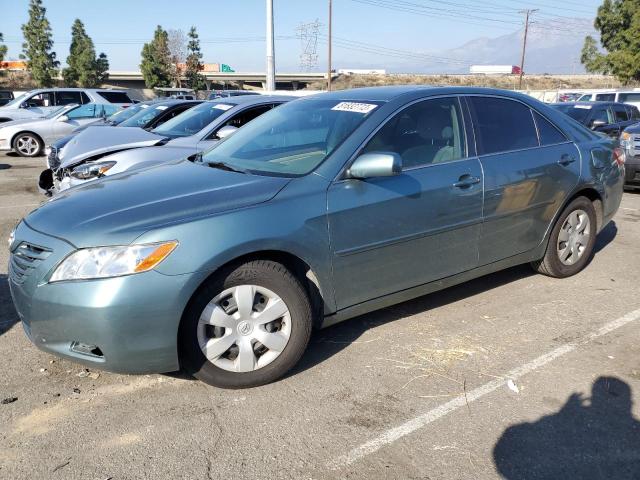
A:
185;26;206;91
20;0;59;87
140;26;172;89
96;52;109;84
63;19;102;87
0;33;7;63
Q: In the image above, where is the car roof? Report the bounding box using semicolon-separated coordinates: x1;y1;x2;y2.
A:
550;101;629;107
204;94;292;106
146;99;202;107
25;88;129;93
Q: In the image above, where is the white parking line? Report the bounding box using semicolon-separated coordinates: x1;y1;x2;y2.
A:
329;307;640;469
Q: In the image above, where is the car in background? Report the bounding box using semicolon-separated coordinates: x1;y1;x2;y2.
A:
155;87;196;100
208;90;260;100
0;103;121;157
577;90;640;109
550;101;640;138
621;125;640;189
9;87;624;388
557;93;582;103
0;88;134;123
44;95;290;193
46;99;202;171
0;90;14;106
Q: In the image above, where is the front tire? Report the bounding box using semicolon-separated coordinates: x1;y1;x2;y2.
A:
13;133;43;157
531;196;597;278
179;260;313;388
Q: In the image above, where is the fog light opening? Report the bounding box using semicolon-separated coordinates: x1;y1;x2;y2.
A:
70;342;104;358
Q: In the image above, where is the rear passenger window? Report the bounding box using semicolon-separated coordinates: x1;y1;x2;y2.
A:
533;112;567;145
55;91;82;105
362;97;466;168
96;91;133;103
630;107;640;120
612;105;629;122
468;97;538;155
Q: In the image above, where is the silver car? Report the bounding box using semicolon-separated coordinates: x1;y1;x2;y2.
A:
0;88;133;123
0;103;121;157
52;95;290;193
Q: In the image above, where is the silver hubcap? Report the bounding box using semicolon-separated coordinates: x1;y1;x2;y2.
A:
197;285;291;373
16;136;38;156
557;209;590;266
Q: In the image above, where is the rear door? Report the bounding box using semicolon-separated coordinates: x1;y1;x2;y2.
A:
328;96;483;309
467;96;581;265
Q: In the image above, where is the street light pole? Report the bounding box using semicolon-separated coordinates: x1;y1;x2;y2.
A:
518;9;537;90
266;0;276;91
328;0;333;91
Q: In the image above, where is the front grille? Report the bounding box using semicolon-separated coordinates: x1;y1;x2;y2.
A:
8;242;52;285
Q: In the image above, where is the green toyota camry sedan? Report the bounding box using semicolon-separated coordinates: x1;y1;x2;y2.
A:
9;86;625;388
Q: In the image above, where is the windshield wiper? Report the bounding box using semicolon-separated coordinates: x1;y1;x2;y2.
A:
206;161;246;174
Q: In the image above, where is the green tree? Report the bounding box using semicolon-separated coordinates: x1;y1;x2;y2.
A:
0;33;7;63
185;26;206;91
581;0;640;84
140;25;171;89
20;0;59;87
62;19;108;87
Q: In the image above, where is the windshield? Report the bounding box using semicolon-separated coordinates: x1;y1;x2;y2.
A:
152;102;232;137
45;105;70;119
119;104;167;128
201;99;381;176
106;103;146;125
553;105;591;124
4;92;31;108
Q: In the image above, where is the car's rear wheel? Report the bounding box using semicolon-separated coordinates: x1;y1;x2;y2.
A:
179;260;313;388
531;196;597;278
13;133;43;157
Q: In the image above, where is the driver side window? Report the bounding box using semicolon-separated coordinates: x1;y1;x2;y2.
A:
362;97;466;169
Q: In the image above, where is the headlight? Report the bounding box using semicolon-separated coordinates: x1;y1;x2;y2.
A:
70;161;116;180
621;131;631;142
49;241;178;282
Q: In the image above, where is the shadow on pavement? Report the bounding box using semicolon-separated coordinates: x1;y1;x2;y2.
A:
493;377;640;479
594;221;617;254
0;275;19;337
0;164;11;170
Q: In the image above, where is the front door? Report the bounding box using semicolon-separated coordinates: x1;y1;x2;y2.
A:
328;96;484;310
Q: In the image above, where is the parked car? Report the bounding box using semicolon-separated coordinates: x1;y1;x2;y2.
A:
9;87;624;388
550;101;640;138
577;90;640;109
0;103;121;157
0;90;14;106
620;126;640;189
208;90;260;100
45;99;202;172
45;95;289;193
155;87;196;100
0;88;134;123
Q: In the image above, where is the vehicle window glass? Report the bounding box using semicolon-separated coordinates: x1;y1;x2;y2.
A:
80;91;91;104
612;105;628;122
617;93;640;103
362;97;465;168
595;93;615;101
153;102;233;138
533;112;567;145
201;99;380;176
208;104;274;139
66;103;100;119
577;94;592;102
590;108;609;127
25;92;54;107
96;91;132;103
119;104;166;128
468;96;538;155
55;91;82;106
629;106;640;120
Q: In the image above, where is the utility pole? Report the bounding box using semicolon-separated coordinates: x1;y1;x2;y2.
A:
518;8;537;90
266;0;276;91
328;0;333;91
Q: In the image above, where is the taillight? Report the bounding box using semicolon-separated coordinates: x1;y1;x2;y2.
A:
613;147;625;167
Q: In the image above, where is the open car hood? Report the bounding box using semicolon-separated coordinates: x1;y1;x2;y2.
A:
59;126;166;169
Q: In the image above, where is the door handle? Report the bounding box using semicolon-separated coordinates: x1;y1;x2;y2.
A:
558;154;576;166
453;175;481;189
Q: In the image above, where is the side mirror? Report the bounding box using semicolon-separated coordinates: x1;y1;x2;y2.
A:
591;119;606;129
57;115;69;122
216;125;238;139
347;152;402;179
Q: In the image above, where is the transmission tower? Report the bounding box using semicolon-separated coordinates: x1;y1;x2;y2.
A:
296;20;321;71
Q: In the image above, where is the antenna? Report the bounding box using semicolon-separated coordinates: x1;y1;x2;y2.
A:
296;19;321;71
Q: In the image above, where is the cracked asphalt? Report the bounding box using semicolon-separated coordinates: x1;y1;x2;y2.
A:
1;152;640;479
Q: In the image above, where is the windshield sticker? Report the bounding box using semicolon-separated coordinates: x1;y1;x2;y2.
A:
155;105;168;110
574;105;592;109
332;102;378;114
213;104;234;111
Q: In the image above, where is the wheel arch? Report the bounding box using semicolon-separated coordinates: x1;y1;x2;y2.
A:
564;187;603;232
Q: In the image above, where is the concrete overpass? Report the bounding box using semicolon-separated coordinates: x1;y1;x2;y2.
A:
105;71;331;91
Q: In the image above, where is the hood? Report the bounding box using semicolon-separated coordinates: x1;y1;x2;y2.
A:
96;145;199;175
0;117;48;129
0;109;43;121
24;159;291;247
59;126;166;168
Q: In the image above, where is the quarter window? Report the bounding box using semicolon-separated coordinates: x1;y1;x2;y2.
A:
533;112;567;145
363;97;466;168
629;107;640;120
468;97;538;155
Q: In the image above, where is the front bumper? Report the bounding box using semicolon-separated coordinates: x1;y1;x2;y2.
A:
0;138;11;151
9;221;208;374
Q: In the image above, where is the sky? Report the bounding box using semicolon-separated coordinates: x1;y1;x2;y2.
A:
0;0;604;73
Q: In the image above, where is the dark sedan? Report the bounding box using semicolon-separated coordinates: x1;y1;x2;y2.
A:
550;101;640;138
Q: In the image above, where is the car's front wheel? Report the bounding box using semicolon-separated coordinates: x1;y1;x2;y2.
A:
13;132;43;157
179;260;313;388
531;196;597;278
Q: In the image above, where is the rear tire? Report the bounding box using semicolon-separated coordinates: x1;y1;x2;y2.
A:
13;133;43;157
179;260;313;388
531;196;597;278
